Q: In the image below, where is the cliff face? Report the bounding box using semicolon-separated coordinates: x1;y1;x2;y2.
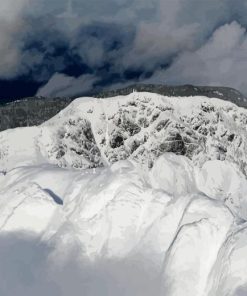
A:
0;84;246;132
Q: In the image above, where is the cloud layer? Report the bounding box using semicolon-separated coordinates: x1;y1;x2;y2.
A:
1;0;247;97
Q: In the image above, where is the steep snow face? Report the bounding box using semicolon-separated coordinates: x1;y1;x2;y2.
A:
0;155;247;296
0;93;247;295
0;92;247;175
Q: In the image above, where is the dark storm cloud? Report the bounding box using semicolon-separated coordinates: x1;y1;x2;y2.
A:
147;21;247;93
1;0;247;98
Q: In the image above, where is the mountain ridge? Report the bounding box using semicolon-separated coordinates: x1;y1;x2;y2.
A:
0;84;246;132
1;92;247;176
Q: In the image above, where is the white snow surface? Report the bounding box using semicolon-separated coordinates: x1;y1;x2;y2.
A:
0;92;247;296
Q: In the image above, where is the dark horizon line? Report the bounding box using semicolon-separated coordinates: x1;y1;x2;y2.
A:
1;82;246;104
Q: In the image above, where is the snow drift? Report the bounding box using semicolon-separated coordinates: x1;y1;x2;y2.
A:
0;92;247;296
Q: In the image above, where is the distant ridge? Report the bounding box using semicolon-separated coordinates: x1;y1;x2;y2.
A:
0;84;246;131
96;84;247;108
0;97;73;131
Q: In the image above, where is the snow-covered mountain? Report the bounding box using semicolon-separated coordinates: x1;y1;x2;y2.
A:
1;92;247;174
0;92;247;296
1;84;246;132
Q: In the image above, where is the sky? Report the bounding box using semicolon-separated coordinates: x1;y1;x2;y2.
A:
1;0;247;101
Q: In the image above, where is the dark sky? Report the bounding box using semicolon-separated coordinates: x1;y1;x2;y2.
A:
1;0;247;102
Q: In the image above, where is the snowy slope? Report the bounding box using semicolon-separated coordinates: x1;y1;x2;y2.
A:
0;92;247;296
0;156;247;296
